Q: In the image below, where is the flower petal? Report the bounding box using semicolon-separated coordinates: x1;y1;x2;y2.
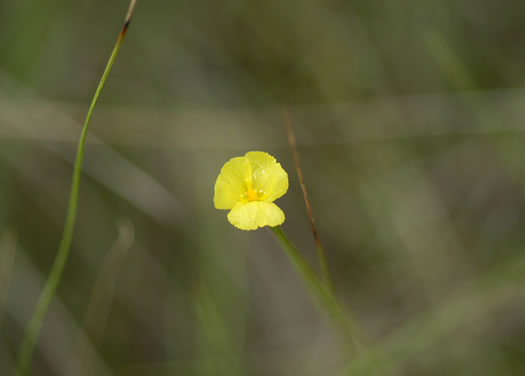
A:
227;201;285;230
245;151;288;202
214;156;252;209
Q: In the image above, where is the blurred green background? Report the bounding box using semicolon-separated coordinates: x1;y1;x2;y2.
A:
1;0;525;375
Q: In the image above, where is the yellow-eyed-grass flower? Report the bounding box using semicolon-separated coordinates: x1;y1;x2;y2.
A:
214;151;288;230
214;151;366;354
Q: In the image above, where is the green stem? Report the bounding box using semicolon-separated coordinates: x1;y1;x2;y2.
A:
316;243;335;293
270;226;366;355
15;3;136;374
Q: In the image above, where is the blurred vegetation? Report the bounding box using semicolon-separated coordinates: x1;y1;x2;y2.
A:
1;0;525;375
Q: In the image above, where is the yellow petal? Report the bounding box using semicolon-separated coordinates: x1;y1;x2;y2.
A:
227;201;285;230
245;151;288;202
214;156;252;209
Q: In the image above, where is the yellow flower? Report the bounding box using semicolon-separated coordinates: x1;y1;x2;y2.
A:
214;151;289;230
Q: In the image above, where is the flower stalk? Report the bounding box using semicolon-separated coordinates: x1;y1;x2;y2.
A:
270;226;366;356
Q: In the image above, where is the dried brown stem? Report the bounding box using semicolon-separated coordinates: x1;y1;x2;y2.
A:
121;0;137;36
282;106;333;289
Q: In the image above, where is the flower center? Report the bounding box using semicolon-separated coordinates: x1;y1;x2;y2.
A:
245;185;259;201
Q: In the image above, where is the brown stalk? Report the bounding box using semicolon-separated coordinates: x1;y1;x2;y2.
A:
282;106;334;289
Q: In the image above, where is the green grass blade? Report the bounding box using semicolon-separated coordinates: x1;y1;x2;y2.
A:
15;2;137;374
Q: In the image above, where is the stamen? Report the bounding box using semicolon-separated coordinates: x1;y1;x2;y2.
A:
246;186;259;201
